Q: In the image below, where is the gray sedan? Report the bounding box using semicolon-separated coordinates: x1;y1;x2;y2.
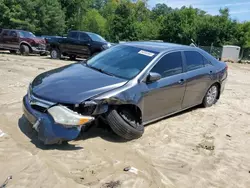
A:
23;42;227;144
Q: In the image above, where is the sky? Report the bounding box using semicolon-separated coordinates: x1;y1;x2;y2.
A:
148;0;250;22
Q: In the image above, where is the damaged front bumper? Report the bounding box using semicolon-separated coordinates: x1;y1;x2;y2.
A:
22;95;94;144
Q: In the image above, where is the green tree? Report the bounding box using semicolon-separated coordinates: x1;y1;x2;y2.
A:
35;0;66;35
81;9;107;37
159;7;200;44
151;3;172;20
0;0;65;35
110;2;137;42
236;22;250;48
59;0;91;30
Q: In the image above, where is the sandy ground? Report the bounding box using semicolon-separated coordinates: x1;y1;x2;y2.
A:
0;53;250;188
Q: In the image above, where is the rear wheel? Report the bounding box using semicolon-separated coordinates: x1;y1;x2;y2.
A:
106;108;144;140
20;44;30;56
50;48;61;59
203;84;219;107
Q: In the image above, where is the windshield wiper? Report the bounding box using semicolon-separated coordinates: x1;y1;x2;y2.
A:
85;63;115;77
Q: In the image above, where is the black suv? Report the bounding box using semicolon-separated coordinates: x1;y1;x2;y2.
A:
0;29;47;55
47;31;111;60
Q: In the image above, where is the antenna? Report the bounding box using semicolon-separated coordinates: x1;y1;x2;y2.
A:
190;39;197;47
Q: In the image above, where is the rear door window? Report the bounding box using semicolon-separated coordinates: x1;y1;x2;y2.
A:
68;32;79;39
151;52;183;78
203;56;212;66
184;51;205;71
2;30;9;36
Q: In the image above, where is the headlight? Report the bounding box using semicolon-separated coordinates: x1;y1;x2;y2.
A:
48;105;94;127
102;43;111;50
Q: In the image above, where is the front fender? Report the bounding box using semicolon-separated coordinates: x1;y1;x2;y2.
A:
19;41;32;48
92;81;144;115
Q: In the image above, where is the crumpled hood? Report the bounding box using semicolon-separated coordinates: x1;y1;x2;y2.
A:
21;37;46;44
33;37;46;44
31;63;127;104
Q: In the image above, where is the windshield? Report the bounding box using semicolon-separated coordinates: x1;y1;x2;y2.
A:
86;45;158;80
87;33;106;42
18;31;36;38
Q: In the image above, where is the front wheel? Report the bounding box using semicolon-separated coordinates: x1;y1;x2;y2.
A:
50;48;61;59
20;44;30;56
106;108;144;140
203;84;219;107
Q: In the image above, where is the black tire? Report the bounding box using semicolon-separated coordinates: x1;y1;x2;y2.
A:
203;84;219;107
106;108;144;140
50;48;61;59
20;44;30;56
9;50;17;54
69;55;76;60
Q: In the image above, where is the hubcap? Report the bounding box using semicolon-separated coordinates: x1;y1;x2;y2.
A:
206;86;218;105
51;50;57;59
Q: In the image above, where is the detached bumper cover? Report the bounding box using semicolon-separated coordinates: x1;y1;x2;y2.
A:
22;95;81;144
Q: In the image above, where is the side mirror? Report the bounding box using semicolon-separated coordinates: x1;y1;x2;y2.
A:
146;72;161;83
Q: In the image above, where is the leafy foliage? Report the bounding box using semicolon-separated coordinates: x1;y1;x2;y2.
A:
0;0;249;47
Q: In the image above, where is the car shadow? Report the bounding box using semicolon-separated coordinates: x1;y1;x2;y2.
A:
144;105;201;127
77;119;129;143
18;115;83;150
40;56;84;62
18;105;202;149
0;51;40;57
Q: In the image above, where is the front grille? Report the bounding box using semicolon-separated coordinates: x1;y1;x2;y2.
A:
35;44;46;50
31;105;47;113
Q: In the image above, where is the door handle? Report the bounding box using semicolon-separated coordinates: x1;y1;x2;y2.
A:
178;79;185;85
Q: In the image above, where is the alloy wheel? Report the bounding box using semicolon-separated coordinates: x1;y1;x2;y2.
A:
51;50;58;59
206;86;218;105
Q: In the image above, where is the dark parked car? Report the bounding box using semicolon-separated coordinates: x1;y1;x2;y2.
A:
0;29;47;55
47;30;111;60
22;42;227;144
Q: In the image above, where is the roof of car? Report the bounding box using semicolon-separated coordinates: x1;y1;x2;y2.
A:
69;30;98;35
123;41;195;53
2;29;28;32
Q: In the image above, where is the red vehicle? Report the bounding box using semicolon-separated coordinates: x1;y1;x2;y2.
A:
0;29;47;55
